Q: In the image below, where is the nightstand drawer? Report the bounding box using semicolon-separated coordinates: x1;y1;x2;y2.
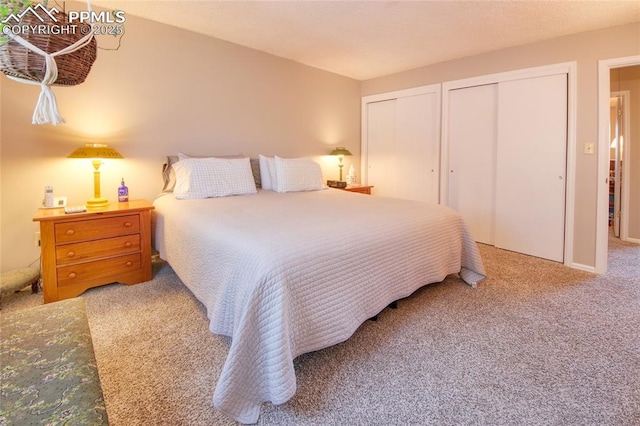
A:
56;235;141;265
57;253;141;287
55;215;140;243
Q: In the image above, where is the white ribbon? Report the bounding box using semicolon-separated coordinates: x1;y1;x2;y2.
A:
3;1;95;125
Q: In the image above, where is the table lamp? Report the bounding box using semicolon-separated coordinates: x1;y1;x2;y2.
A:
329;147;352;182
68;143;123;207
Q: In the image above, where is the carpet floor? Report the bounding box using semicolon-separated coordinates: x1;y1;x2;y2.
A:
1;236;638;425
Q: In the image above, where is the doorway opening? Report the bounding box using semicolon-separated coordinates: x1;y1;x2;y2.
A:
608;87;629;240
597;57;640;274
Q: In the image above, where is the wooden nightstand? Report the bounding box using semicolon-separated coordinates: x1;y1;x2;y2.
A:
33;200;154;303
341;185;374;195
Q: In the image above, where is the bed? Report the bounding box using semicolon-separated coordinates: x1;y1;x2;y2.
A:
153;154;486;423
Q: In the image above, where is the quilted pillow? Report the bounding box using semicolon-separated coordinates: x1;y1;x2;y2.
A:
273;155;325;193
162;154;261;192
173;157;257;199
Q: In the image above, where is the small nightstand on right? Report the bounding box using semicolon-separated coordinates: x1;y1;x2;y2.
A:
340;185;374;195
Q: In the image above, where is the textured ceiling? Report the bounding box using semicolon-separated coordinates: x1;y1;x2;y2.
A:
91;1;640;80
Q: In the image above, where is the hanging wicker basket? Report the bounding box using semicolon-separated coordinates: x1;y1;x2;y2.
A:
0;6;97;86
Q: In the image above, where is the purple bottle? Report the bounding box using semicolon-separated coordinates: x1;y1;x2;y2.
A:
118;178;129;202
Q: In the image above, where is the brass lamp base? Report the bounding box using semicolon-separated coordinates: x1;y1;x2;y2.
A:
86;198;109;208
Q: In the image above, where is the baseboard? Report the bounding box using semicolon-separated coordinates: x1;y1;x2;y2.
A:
568;262;598;274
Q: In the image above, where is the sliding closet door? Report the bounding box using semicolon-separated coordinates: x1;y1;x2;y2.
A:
366;99;397;198
495;74;567;262
395;93;440;203
364;85;441;203
447;84;498;245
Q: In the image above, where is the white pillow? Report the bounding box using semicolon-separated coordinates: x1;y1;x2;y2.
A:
259;154;275;190
268;158;278;190
177;152;244;161
173;157;257;199
273;156;325;193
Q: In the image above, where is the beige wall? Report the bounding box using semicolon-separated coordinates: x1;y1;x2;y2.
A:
0;11;361;272
362;22;640;267
612;66;640;240
1;11;639;273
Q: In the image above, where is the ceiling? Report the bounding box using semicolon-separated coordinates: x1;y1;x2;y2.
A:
91;1;640;81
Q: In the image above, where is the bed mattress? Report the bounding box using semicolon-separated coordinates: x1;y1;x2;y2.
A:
153;189;485;423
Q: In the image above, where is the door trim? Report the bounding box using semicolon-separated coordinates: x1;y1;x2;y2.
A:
597;56;640;274
440;62;577;268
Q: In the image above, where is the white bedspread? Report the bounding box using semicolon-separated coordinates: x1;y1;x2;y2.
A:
153;189;485;423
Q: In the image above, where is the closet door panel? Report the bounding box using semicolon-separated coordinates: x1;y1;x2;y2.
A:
447;84;498;245
366;99;397;198
495;74;567;262
396;93;440;203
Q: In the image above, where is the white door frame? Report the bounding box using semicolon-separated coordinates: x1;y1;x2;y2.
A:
597;56;640;274
441;62;577;268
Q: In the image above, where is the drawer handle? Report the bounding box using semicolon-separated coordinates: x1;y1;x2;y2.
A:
68;272;77;279
67;251;75;258
124;241;132;248
125;261;133;267
66;229;75;235
124;222;132;228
